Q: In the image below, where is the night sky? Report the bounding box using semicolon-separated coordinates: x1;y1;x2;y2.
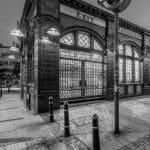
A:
0;0;149;46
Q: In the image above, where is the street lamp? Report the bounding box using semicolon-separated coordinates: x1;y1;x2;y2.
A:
47;27;60;36
98;0;131;135
10;21;54;44
10;41;19;52
10;46;19;52
8;55;16;59
10;21;25;38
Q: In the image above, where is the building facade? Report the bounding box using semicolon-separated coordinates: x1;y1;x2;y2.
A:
0;45;20;88
20;0;150;113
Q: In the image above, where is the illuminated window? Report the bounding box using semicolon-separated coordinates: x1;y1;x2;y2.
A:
60;31;103;51
126;59;132;82
135;61;140;81
119;58;123;82
94;39;102;51
134;50;139;58
60;33;74;45
125;45;132;56
77;32;90;48
119;44;142;83
118;44;124;55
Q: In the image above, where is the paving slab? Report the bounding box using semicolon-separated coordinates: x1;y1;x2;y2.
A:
1;92;150;149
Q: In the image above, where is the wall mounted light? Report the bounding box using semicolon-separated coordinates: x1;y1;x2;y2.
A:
47;27;60;36
8;55;16;59
10;41;19;52
10;29;24;38
10;46;19;52
10;21;25;38
41;36;53;45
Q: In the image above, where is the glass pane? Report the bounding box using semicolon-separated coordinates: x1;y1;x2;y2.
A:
92;54;103;62
135;60;140;81
60;33;74;45
126;59;132;82
134;50;139;58
60;49;75;58
119;58;124;82
78;32;90;48
118;44;124;55
125;45;132;56
94;39;102;51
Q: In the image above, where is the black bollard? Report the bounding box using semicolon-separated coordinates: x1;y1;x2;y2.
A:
26;93;29;107
49;96;54;122
92;114;100;150
0;88;3;98
28;94;31;110
64;101;70;137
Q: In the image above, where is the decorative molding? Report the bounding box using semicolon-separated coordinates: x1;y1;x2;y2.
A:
20;0;150;37
60;4;106;27
60;0;150;36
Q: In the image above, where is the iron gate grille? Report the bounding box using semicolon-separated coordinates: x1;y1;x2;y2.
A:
59;57;105;101
60;59;82;100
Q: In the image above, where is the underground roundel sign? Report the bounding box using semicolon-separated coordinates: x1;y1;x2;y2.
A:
98;0;131;13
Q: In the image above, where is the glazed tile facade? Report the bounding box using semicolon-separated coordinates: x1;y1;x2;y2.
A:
20;0;150;113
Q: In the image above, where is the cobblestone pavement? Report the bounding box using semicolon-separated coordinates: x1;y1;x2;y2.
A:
0;93;150;149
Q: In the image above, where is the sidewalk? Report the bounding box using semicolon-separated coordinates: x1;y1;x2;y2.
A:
0;93;63;150
0;94;150;149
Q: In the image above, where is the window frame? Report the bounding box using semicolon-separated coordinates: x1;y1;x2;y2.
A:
60;30;104;54
118;44;142;84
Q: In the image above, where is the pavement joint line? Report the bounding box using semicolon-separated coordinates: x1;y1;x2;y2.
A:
2;136;58;149
1;93;150;149
0;118;24;123
1;137;42;148
0;107;18;112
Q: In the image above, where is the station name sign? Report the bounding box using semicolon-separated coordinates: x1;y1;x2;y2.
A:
60;4;106;27
76;10;94;24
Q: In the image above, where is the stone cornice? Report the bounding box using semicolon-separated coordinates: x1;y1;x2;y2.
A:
20;0;150;37
60;0;150;36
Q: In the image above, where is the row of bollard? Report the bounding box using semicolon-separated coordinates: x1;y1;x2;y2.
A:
48;96;101;150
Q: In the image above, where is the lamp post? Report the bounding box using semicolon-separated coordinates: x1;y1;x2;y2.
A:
98;0;131;135
10;21;60;102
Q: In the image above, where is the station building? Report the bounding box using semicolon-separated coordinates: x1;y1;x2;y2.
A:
20;0;150;113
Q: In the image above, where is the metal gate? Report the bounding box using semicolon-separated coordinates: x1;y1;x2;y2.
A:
60;57;105;102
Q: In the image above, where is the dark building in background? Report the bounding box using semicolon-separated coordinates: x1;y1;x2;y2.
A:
20;0;150;113
0;45;20;88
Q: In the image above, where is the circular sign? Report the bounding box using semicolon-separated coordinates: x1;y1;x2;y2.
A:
99;0;131;12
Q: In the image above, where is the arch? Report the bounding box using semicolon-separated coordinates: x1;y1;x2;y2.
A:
119;40;143;84
59;26;106;101
120;40;142;56
61;26;106;48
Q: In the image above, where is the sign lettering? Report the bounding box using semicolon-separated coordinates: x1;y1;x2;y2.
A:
77;11;94;24
60;4;106;27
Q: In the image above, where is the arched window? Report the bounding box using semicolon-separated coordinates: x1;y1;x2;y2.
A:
59;30;105;101
60;31;103;50
60;33;74;46
59;31;103;61
118;44;142;83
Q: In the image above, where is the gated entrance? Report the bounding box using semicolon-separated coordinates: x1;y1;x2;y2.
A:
59;30;106;102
